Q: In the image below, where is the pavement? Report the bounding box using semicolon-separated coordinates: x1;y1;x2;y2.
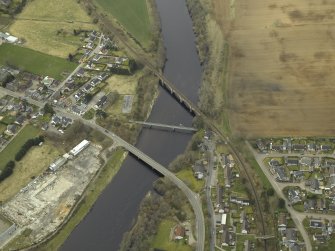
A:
204;139;216;251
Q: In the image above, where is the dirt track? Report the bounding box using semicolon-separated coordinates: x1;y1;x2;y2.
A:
212;0;335;137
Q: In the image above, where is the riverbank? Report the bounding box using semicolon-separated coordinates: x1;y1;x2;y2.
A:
185;0;230;134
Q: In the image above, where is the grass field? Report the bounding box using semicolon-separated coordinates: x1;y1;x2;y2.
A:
0;124;39;172
94;0;152;46
105;73;139;95
0;141;62;202
151;220;192;251
9;0;98;58
0;44;76;79
211;0;335;137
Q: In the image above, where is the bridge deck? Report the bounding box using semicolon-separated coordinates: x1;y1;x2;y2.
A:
130;120;197;132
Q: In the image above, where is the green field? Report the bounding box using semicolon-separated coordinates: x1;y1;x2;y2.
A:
0;124;39;171
151;220;192;251
94;0;152;46
0;44;76;79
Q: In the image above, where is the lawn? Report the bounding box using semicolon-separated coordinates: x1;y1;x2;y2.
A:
0;44;76;80
0;124;39;172
176;168;204;193
0;140;62;202
151;220;192;251
9;0;98;58
94;0;152;46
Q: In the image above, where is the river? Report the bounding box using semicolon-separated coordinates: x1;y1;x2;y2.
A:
61;0;202;250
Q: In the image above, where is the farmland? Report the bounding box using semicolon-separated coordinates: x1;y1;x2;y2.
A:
94;0;152;46
9;0;98;58
0;44;76;79
211;0;335;137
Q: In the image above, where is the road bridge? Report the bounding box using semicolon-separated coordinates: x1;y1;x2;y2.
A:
130;120;197;133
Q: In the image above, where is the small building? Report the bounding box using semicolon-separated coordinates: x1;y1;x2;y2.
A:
5;124;18;135
278;213;287;232
221;213;227;226
14;114;25;125
193;161;205;180
320;145;332;152
284;228;297;247
94;95;108;110
310;219;323;228
42;76;54;87
70;140;90;157
98;72;110;81
173;225;185;240
49;157;67;172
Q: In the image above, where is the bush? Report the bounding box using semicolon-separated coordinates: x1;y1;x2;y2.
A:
0;161;15;182
15;136;44;161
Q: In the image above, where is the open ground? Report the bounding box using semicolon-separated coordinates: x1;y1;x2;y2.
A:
9;0;98;58
212;0;335;137
1;145;101;249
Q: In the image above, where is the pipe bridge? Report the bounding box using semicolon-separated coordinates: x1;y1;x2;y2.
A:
130;120;197;133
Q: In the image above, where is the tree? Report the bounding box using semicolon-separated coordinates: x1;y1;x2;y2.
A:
68;53;74;62
278;198;286;209
43;103;54;115
267;187;275;196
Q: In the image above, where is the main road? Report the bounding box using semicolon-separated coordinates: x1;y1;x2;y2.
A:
0;87;205;251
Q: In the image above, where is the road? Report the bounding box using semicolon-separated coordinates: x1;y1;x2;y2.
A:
0;87;206;251
247;142;313;251
49;34;103;101
204;139;216;251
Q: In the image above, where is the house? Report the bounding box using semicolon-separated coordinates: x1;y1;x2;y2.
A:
83;84;93;93
286;157;299;166
304;199;316;211
244;240;251;251
328;166;335;188
310;219;323;228
193;161;205;180
292;144;305;152
5;124;18;135
173;225;185;240
290;244;302;251
230;196;250;206
76;68;85;77
6;81;19;91
90;78;100;86
305;178;320;191
283;228;297;247
216;185;224;209
320;145;332;152
41;123;49;131
274;166;290;182
224;164;232;188
51;115;61;126
98;72;109;81
307;143;316;152
300;157;312;167
256;139;268;152
221;229;235;246
316;199;326;211
42;76;54;87
0;32;18;43
278;213;287;231
61;116;73;128
94;95;108;110
292;171;304;181
313;234;326;243
241;213;249;234
288;189;301;204
14;114;25;125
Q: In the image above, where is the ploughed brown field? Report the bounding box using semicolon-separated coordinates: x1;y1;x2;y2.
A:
212;0;335;137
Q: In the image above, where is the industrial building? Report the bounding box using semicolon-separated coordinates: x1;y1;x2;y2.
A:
70;140;90;157
49;157;67;172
